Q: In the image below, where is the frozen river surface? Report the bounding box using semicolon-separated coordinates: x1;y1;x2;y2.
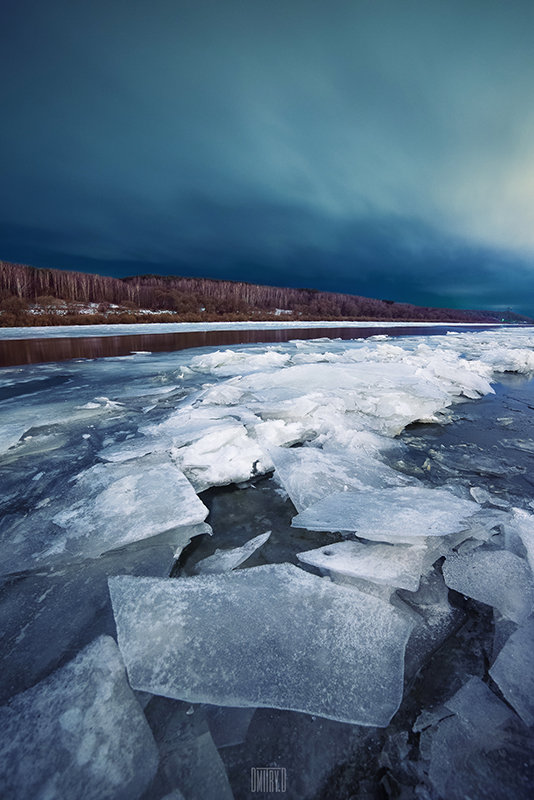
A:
1;328;534;799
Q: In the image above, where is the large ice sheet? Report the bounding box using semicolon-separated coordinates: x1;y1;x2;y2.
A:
109;564;415;726
297;540;427;591
442;549;534;623
490;618;534;726
1;453;208;575
269;445;411;513
292;486;477;543
0;635;159;800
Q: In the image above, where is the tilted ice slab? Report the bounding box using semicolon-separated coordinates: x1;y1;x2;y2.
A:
193;531;271;574
296;540;427;592
1;453;208;575
269;445;412;513
442;549;534;623
0;636;158;800
52;453;208;538
503;508;534;573
109;564;415;726
490;617;534;726
292;486;478;543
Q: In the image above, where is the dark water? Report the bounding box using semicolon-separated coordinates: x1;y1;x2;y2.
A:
0;324;496;367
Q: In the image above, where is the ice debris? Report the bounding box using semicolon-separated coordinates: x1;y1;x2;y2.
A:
109;564;415;726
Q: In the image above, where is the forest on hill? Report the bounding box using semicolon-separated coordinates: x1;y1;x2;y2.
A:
0;259;528;326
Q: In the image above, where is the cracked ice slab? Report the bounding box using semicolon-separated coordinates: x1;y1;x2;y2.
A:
291;486;477;543
296;540;427;591
489;618;534;726
0;636;159;800
109;564;415;727
270;445;412;513
442;549;534;624
1;453;208;575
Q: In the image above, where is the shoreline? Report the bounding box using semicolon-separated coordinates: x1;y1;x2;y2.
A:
0;319;506;342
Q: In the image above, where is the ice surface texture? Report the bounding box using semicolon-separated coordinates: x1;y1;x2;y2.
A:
292;485;477;542
0;636;158;800
442;549;534;623
296;540;427;591
269;444;411;513
1;453;208;575
490;618;534;726
109;564;415;726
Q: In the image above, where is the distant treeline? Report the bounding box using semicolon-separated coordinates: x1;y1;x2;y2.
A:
0;259;526;326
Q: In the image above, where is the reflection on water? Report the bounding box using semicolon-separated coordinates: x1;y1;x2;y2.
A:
0;324;494;367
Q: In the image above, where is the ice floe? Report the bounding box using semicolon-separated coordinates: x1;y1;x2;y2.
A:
442;549;534;623
269;444;412;513
1;454;208;575
490;617;534;726
291;485;477;542
296;540;427;591
109;564;415;726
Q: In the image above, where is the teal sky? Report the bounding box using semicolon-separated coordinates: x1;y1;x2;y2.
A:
1;0;534;314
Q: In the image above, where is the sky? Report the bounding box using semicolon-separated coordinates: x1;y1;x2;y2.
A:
1;0;534;314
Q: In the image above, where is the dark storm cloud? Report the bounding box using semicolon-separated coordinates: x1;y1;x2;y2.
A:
1;0;534;313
